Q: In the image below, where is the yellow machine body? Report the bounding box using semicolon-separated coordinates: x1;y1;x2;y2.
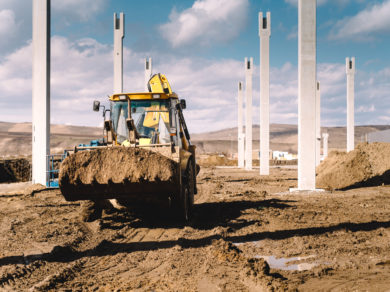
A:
59;73;198;222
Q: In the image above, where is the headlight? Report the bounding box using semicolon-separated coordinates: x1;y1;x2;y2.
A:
152;94;160;99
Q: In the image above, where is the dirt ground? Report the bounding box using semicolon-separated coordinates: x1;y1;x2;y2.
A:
1;166;390;291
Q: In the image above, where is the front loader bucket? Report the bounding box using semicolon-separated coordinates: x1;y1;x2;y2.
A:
59;147;180;201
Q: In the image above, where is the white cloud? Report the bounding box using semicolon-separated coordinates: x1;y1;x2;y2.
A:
0;9;16;37
0;41;31;97
330;0;390;40
0;3;29;57
356;105;375;113
0;0;106;56
52;0;106;22
0;35;246;132
378;116;390;122
159;0;249;48
1;34;390;133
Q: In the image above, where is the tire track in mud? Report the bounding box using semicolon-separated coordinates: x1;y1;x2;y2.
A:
36;219;130;290
0;209;97;290
29;260;85;291
32;206;174;289
50;225;174;290
0;261;45;287
116;228;168;279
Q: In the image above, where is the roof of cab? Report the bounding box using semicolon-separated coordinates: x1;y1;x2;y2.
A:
110;92;178;101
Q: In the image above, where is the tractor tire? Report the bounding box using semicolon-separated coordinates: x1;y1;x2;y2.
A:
180;160;195;222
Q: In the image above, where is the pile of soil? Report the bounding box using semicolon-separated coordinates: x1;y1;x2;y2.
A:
205;239;282;290
317;142;390;190
271;159;297;166
197;155;298;167
198;155;237;167
59;147;179;201
0;158;30;183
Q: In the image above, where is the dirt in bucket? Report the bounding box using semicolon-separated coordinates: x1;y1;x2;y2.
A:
59;147;179;201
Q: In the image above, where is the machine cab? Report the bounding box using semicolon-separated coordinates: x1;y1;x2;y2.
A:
94;74;189;148
108;92;184;147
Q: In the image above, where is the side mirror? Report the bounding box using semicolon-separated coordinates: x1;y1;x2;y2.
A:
93;100;100;112
180;99;186;110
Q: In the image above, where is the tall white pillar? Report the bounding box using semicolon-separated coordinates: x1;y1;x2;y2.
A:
346;57;355;152
32;0;50;185
114;12;124;94
245;57;253;170
298;0;317;190
237;82;245;168
259;11;271;176
145;57;152;92
322;133;329;159
315;81;321;167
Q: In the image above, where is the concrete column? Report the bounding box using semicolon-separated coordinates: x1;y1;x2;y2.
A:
114;12;124;94
322;133;329;158
316;81;321;167
145;57;152;92
245;57;253;170
259;11;271;176
298;0;317;190
32;0;50;185
237;82;245;168
346;57;355;152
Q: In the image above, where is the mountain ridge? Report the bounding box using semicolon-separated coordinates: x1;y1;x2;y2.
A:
1;121;389;156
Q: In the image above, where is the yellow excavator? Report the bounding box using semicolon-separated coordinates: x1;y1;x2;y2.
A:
58;74;198;221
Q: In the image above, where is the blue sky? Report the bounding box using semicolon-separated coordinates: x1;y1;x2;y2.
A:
0;0;390;133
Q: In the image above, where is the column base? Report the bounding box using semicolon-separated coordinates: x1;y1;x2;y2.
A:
289;188;325;193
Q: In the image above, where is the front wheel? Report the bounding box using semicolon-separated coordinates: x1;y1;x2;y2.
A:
180;160;195;222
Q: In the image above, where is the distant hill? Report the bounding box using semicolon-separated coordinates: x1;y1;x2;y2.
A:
0;122;101;157
192;124;390;155
1;121;389;157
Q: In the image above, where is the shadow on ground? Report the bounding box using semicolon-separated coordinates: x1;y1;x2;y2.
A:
340;169;390;191
1;217;389;269
102;198;295;230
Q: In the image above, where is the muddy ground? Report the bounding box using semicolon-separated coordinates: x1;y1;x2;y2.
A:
1;166;390;291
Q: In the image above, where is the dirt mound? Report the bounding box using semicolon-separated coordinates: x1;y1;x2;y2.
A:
59;147;179;201
210;239;243;263
271;159;297;166
197;154;297;167
0;158;30;183
207;239;283;290
198;155;237;167
317;142;390;190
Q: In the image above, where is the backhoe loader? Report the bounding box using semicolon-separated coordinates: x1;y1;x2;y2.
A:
59;74;198;221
